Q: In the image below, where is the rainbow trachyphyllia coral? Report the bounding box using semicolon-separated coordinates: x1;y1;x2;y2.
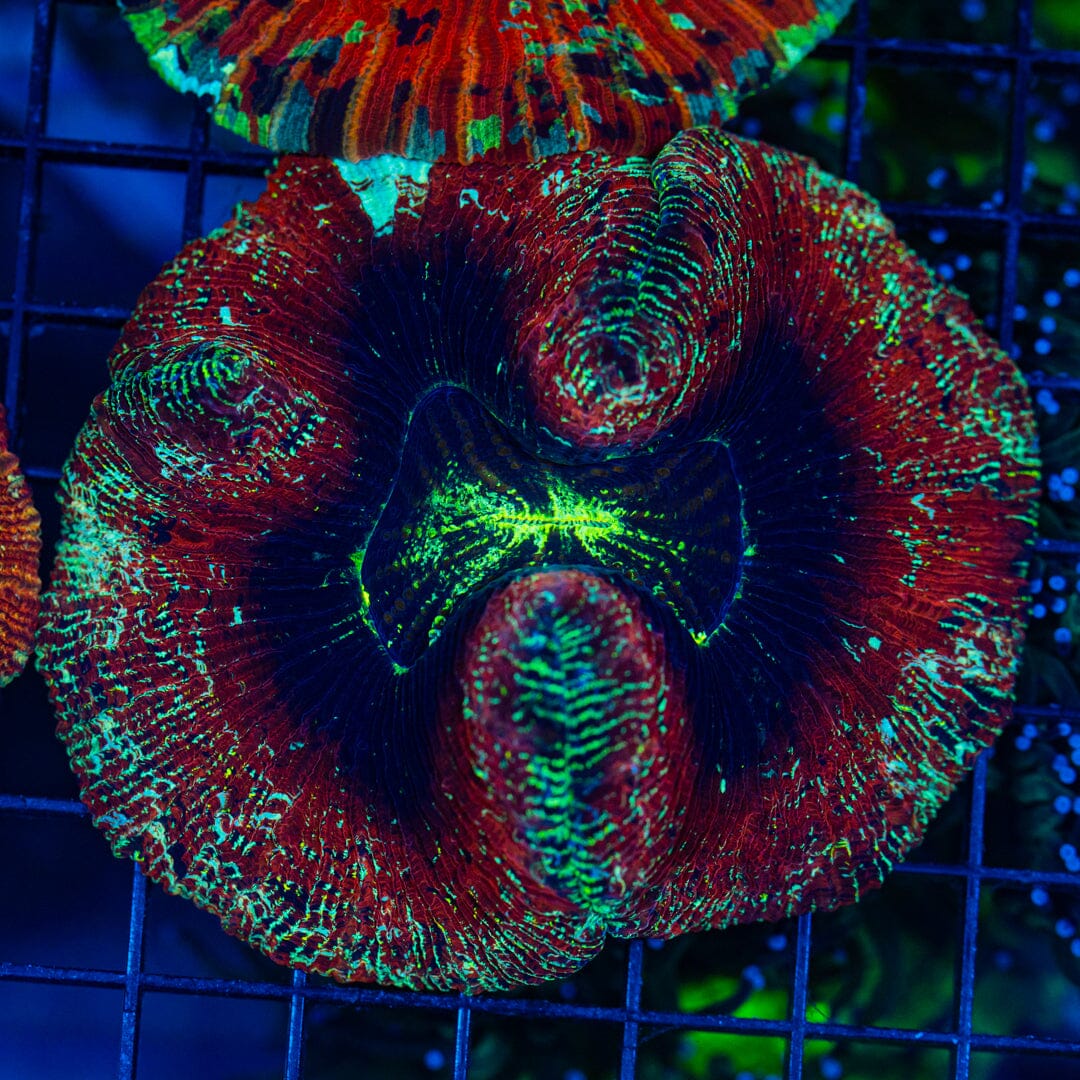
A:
38;131;1037;992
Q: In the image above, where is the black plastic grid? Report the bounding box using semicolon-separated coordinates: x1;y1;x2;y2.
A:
2;0;1080;1077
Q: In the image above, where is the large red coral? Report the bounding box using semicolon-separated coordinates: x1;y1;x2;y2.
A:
38;131;1038;992
119;0;853;161
0;407;40;687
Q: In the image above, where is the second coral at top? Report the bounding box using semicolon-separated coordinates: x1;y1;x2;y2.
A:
119;0;853;162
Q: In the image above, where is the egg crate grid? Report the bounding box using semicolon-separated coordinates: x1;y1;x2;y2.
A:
2;0;1080;1077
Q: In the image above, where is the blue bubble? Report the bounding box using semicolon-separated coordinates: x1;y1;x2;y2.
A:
1054;795;1073;814
1023;722;1039;738
955;253;972;271
424;1050;446;1071
1064;468;1079;485
1015;304;1029;320
1032;603;1047;619
1052;597;1068;614
938;263;955;282
1060;723;1074;737
1072;940;1080;958
1045;289;1063;308
1041;315;1058;334
1056;917;1075;938
1031;578;1044;594
1065;268;1080;288
1031;886;1050;906
1050;575;1066;591
1015;735;1032;751
767;934;788;951
821;1057;844;1080
1036;389;1059;415
961;0;986;20
1062;767;1077;784
1034;118;1056;143
930;227;948;244
743;965;766;990
927;167;948;189
1035;338;1052;356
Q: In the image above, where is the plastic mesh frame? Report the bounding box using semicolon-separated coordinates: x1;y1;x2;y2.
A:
2;0;1080;1077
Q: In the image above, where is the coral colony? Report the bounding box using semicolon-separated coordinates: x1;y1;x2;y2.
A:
32;2;1040;991
0;406;40;686
117;0;854;162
